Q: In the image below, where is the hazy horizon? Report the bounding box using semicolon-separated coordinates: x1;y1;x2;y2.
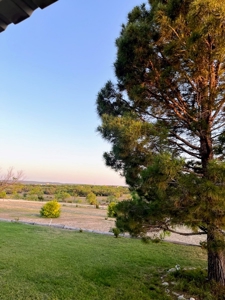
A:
21;179;127;187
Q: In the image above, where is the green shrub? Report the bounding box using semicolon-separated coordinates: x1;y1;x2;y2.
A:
0;191;6;199
55;192;71;202
107;195;117;203
38;195;44;201
40;200;61;218
107;202;117;217
12;192;21;200
27;195;38;201
86;192;97;205
112;227;120;238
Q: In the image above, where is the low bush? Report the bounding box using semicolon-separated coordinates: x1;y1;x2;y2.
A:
107;195;118;203
0;191;6;199
27;195;38;201
107;202;117;217
86;192;97;205
112;227;120;238
38;195;44;201
40;200;61;218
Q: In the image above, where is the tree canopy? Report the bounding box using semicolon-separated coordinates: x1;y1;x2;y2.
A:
97;0;225;284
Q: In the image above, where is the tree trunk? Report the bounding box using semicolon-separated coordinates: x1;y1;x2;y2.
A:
198;131;225;284
207;227;225;285
200;134;213;174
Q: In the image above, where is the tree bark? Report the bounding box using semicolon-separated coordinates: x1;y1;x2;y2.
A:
200;134;213;174
199;131;225;285
207;227;225;285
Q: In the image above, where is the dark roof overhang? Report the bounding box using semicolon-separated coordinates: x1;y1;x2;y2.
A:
0;0;58;33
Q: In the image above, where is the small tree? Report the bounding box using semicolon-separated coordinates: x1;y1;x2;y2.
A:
38;194;44;201
107;195;118;203
0;168;24;196
86;192;97;205
40;200;61;218
55;192;70;202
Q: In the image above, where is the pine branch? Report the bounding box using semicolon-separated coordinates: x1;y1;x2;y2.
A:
212;98;225;122
171;132;200;150
168;139;201;158
164;227;206;236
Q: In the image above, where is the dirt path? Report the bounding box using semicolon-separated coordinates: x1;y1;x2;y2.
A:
0;199;206;245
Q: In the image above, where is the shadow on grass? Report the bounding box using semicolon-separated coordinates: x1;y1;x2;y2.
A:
166;268;225;300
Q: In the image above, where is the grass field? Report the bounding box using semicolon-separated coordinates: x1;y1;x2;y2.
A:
0;221;207;300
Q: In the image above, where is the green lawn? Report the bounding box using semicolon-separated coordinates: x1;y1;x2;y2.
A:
0;222;206;300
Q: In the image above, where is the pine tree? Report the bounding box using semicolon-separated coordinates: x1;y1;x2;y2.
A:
97;0;225;284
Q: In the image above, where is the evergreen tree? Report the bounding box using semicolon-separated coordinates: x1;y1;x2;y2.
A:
97;0;225;284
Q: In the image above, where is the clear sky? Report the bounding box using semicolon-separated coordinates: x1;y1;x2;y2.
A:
0;0;145;185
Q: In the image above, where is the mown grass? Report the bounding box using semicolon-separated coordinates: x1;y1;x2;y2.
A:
166;267;225;300
0;221;207;300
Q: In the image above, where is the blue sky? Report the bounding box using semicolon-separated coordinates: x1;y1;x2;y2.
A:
0;0;145;185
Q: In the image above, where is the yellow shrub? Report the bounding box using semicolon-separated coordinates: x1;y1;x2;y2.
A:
40;200;61;218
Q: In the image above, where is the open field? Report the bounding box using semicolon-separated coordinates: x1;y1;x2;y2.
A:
0;199;113;233
0;199;206;245
0;221;207;300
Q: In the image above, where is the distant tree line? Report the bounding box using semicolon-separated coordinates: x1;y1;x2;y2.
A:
0;183;129;202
